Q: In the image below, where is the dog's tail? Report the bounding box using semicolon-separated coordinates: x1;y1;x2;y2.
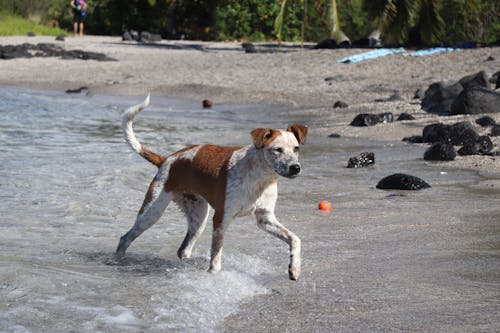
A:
121;94;166;167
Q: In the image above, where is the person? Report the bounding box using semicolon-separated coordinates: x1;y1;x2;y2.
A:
70;0;87;36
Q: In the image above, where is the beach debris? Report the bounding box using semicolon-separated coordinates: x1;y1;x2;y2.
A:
475;116;496;127
397;113;415;121
333;100;348;108
422;122;478;145
376;173;431;190
202;99;212;108
0;43;115;61
424;143;457;161
458;136;493;156
350;112;393;126
347;152;375;168
450;87;500;115
318;200;332;212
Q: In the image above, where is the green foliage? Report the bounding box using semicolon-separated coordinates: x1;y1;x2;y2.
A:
0;0;498;44
0;13;67;36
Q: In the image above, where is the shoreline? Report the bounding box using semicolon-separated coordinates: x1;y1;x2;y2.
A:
1;35;499;176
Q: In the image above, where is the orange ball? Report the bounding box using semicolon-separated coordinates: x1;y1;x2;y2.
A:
318;200;332;212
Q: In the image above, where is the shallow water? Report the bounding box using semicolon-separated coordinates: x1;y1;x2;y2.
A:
0;86;499;332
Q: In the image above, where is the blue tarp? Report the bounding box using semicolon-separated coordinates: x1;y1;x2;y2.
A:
403;47;458;57
337;48;406;63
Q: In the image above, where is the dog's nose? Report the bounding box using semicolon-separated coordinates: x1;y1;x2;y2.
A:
289;164;301;175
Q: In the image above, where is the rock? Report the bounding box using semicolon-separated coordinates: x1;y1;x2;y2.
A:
424;143;456;161
66;86;89;94
486;56;495;61
122;31;133;41
328;133;341;138
421;81;463;115
55;35;65;42
139;31;151;42
490;71;500;89
402;135;423;144
422;121;478;145
27;32;36;37
491;124;500;136
450;87;500;114
350;113;380;126
314;39;338;49
347;152;375;168
475;116;496;127
129;30;139;41
376;173;431;190
333;100;348;108
0;43;115;61
459;71;490;90
457;136;493;156
397;113;415;121
350;113;394;126
242;42;256;53
202;99;212;108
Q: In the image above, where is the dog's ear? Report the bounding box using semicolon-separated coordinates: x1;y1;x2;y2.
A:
287;124;308;145
251;128;275;148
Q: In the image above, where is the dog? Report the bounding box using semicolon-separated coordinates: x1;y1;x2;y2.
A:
115;95;307;280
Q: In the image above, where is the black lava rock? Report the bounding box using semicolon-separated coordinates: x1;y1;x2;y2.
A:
491;124;500;136
347;152;375;168
350;113;394;126
421;81;463;115
376;173;431;190
422;121;478;145
242;43;257;53
55;35;65;42
424;143;456;161
122;31;133;41
475;116;496;127
402;136;424;144
490;71;500;89
457;136;493;156
397;113;415;121
333;100;348;108
459;71;490;90
450;87;500;114
328;133;341;138
0;43;116;61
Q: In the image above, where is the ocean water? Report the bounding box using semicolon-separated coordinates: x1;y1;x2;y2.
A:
0;86;499;332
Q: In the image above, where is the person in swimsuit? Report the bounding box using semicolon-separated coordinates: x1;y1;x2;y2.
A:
70;0;87;36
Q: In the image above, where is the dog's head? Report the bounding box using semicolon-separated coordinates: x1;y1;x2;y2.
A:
251;124;308;178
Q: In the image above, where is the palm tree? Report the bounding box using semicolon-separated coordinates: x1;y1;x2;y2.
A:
362;0;446;44
275;0;347;44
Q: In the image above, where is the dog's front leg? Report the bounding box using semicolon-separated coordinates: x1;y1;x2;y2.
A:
208;212;226;274
255;208;301;280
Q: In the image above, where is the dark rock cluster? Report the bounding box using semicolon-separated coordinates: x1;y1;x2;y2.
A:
376;173;431;190
350;112;393;126
122;30;162;43
421;71;500;115
0;43;115;61
347;152;375;168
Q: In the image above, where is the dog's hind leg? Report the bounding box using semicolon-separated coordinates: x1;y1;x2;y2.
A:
176;194;210;259
116;180;172;257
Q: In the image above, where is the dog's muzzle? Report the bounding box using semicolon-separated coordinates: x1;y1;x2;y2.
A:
286;164;301;178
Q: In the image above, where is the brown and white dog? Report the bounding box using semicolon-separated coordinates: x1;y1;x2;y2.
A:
116;95;307;280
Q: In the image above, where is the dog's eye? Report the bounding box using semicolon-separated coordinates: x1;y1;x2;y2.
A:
273;147;283;153
294;146;300;152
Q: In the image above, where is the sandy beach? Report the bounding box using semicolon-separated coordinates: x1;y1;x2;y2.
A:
1;35;499;176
